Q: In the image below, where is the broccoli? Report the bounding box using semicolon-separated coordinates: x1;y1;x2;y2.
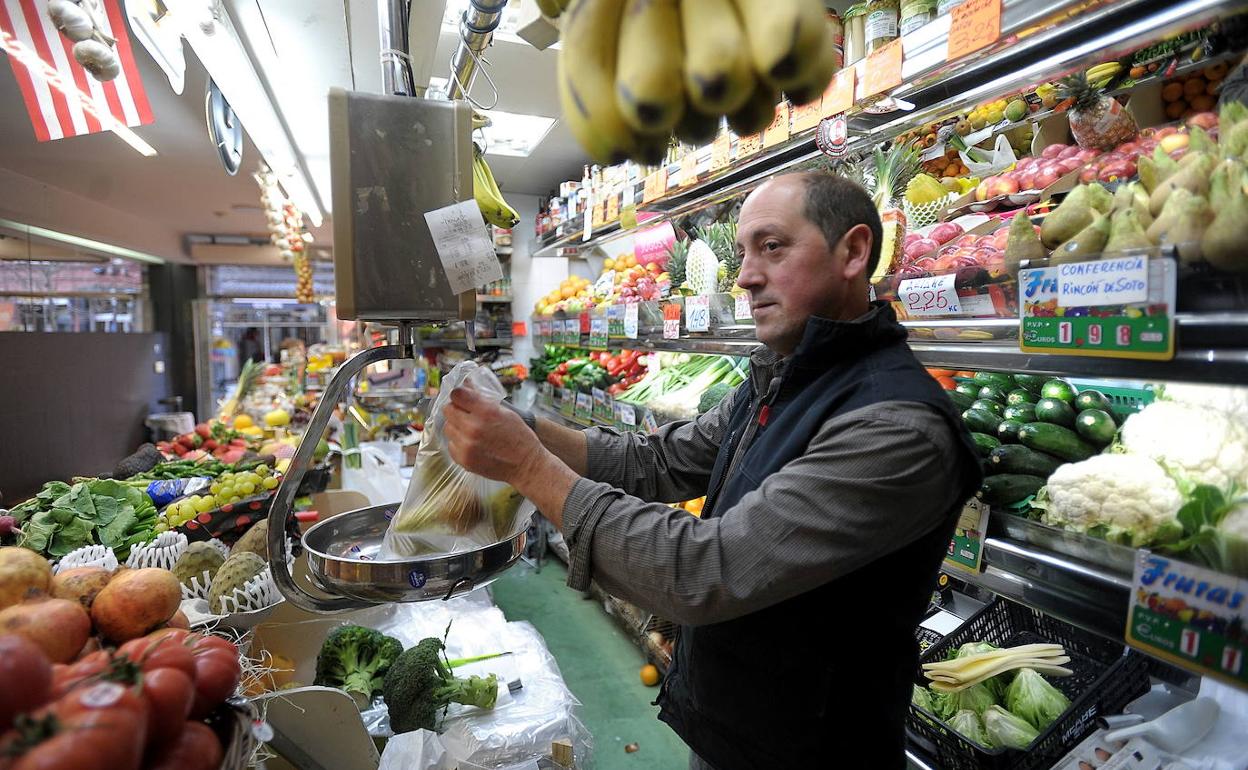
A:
697;382;734;414
313;625;404;708
383;637;500;733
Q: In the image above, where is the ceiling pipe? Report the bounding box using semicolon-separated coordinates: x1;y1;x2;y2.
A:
447;0;508;100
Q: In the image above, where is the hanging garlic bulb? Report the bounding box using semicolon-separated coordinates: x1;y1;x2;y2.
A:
47;0;94;42
72;39;120;81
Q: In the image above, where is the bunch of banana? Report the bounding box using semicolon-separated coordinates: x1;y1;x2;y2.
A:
473;144;519;228
534;0;572;17
1085;62;1124;90
558;0;836;165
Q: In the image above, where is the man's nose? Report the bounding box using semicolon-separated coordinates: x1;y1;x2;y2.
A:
736;252;763;290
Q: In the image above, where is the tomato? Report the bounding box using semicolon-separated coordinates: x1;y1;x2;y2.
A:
144;721;223;770
9;682;148;770
140;668;194;751
117;635;196;679
50;650;110;699
935;375;958;390
0;635;52;732
187;635;241;719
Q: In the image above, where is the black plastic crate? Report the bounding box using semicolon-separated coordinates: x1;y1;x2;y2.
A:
907;598;1150;770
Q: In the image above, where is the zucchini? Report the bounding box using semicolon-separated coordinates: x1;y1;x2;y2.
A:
1014;374;1049;394
955;381;982;400
989;445;1066;477
1075;409;1118;446
1018;422;1099;461
1035;398;1076;427
1074;389;1114;415
948;391;977;411
963;408;1004;435
1041;379;1077;403
997;419;1023;444
973;371;1015;389
971;399;1007;417
978;474;1046;506
1006;389;1039;406
971;432;1001;457
1003;404;1037;423
978;385;1010;404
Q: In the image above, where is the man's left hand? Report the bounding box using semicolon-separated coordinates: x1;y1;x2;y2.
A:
442;386;546;485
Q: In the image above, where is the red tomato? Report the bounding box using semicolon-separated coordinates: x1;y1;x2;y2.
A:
936;376;958;390
187;635;241;719
0;635;52;732
144;721;223;770
140;668;194;751
10;682;149;770
118;635;196;679
50;650;110;699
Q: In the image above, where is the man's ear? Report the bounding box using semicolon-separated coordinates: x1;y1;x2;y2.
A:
839;223;874;280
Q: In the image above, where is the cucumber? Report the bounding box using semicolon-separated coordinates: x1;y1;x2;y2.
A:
978;474;1046;506
1003;404;1037;423
1075;409;1118;446
1035;398;1076;427
978;385;1010;404
963;408;1004;435
1018;422;1099;462
948;391;976;411
997;419;1023;444
973;371;1016;389
955;381;982;400
971;432;1001;457
1007;389;1039;406
1041;379;1077;403
972;399;1007;417
989;445;1066;477
1014;374;1049;394
1075;389;1114;415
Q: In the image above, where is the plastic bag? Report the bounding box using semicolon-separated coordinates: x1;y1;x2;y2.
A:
384;362;533;558
341;444;406;506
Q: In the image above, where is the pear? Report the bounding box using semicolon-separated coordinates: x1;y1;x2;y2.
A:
1086;182;1114;214
1224;119;1248;159
1153;146;1179;181
1189;125;1216;155
1051;212;1110;265
1149;152;1215;215
1041;185;1096;248
1209;159;1245;212
1138;156;1161;195
1202;183;1248;272
1131;183;1153;229
1104;208;1153;254
1004;212;1045;276
1222;101;1248;134
1147;187;1194;244
1156;194;1213;265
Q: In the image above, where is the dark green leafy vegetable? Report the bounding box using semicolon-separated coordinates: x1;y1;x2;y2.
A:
10;479;158;559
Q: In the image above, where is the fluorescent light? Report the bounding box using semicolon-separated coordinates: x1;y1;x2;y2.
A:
0;30;157;156
426;77;555;157
124;0;186;94
0;218;165;264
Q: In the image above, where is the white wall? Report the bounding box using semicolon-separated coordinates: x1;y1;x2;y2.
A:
507;193;565;366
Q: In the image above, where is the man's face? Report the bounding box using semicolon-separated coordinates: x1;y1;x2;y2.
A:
734;176;870;355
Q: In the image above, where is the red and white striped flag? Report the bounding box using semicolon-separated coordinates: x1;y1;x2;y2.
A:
0;0;152;142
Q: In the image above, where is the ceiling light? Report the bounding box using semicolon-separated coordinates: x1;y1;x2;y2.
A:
0;218;165;264
124;0;185;93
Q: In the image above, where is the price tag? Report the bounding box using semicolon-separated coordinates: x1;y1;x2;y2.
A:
593;271;616;298
790;99;822;133
589;317;609;348
618;401;637;427
592;202;606;228
1056;255;1150;308
575;392;593;421
710;132;731;172
559;388;574;416
607;303;625;337
592;387;607;419
863;39;904;98
947;0;1002;61
564;318;580;344
624;302;639;339
737;132;762;159
662;302;681;340
642;168;668;203
686;294;711;332
762;102;790;148
677;152;699;187
822;67;856;117
898;274;963;317
944;498;990;573
734;293;752;320
642;411;659;433
606;193;619;222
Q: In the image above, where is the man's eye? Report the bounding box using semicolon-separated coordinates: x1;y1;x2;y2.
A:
764;241;781;252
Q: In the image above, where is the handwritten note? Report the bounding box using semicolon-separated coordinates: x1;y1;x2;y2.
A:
737;132;762;158
678;152;699;188
606;193;619;222
862;39;904;98
947;0;1002;61
423;200;504;295
734;293;752;320
822;67;856;117
790;99;822;133
762;102;791;148
898;274;963;317
643;168;668;203
686;294;710;332
1057;256;1150;308
711;132;732;172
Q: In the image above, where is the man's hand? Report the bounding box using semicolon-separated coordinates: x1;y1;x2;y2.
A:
442;385;547;486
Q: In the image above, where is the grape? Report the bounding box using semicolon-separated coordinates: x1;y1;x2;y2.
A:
255;464;270;476
240;482;256;495
229;496;242;504
262;476;279;490
154;521;168;533
194;496;215;513
210;483;221;495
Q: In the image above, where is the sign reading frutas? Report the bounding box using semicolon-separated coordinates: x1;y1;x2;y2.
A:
424;200;504;295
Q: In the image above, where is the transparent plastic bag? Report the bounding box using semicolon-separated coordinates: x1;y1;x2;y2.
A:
384;362;533;558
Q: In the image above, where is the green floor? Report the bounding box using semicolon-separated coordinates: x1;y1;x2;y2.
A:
490;559;690;770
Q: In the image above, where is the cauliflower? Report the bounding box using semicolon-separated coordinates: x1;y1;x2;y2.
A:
1213;501;1248;578
1161;383;1248;422
1039;454;1184;547
1119;401;1248;492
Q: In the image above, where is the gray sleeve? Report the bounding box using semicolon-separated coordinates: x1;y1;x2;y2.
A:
560;402;965;626
578;384;743;504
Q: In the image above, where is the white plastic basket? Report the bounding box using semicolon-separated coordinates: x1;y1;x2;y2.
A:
126;531;189;570
54;544;118;573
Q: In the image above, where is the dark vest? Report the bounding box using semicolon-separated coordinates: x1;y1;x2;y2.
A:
656;303;982;769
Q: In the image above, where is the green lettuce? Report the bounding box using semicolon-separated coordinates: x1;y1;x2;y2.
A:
949;709;994;749
1005;668;1071;731
983;704;1039;749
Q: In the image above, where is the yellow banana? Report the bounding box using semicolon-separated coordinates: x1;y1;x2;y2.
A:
473;149;518;228
559;0;639;164
1086;62;1123;81
675;107;720;146
732;0;827;91
782;19;839;106
681;0;756;115
534;0;562;18
616;0;685;135
727;84;780;136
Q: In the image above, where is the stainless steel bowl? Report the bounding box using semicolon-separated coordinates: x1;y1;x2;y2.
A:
301;504;528;603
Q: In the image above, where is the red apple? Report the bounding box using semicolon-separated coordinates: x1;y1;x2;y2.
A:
1078;167;1098;183
903;232;924;249
1154;126;1180;139
1059;145;1081;159
1186;112;1218;131
930;222;965;245
972;247;1000;264
989;177;1021;196
1057;158;1083;174
1015;171;1037;190
904;237;940;261
912;257;937;271
1076;148;1101;162
989;227;1011;251
975;179;992;202
1041;144;1065;159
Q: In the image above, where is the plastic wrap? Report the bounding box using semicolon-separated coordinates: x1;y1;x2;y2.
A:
384;362;534;558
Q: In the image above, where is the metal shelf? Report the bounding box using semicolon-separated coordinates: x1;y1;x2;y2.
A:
475;295;513;303
423;337;514;349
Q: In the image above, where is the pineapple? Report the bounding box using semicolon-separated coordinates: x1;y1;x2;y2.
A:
685;239;720;295
869;142;922;210
1059;72;1138;151
665;238;689;292
695;222;740;292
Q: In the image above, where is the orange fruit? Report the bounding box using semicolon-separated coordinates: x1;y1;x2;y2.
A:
640;664;660;686
561;286;575;299
625;254;638;268
604;258;616;270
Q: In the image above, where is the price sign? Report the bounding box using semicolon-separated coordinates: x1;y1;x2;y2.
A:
822;67;856;117
790;99;822;133
662;302;681;340
863;39;904;98
606;193;619;222
592;202;606;228
559;388;574;416
734;293;752;320
677;152;699;187
537;320;549;340
575;392;593;421
579;310;591;334
762;102;791;148
618;401;637;427
944;498;989;573
606;303;625;337
564;318;580;345
592;387;609;421
589;317;609;348
947;0;1002;61
624;302;639;339
737;132;762;159
710;132;731;172
686;294;711;332
642;410;659;433
898;274;963;317
642;168;668;203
